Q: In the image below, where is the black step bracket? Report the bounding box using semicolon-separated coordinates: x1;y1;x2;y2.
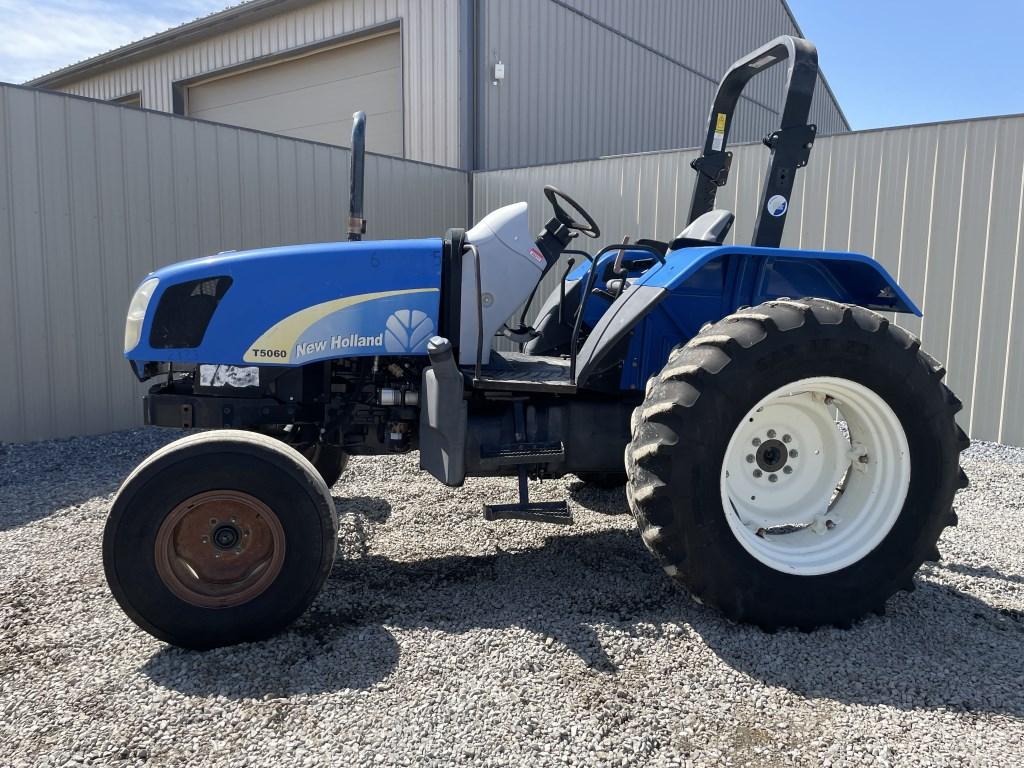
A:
479;440;565;469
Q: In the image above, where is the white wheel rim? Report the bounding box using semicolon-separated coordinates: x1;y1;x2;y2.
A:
719;376;910;576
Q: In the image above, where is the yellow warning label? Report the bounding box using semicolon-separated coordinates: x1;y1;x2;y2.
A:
712;113;727;151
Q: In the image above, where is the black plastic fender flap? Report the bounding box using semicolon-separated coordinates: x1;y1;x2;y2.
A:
419;336;468;486
574;285;668;388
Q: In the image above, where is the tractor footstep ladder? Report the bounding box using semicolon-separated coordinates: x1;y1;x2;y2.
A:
479;400;572;525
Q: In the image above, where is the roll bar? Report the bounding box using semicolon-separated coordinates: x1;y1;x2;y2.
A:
347;111;367;241
687;35;819;248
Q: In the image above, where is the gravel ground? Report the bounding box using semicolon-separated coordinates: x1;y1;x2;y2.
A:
1;429;1022;768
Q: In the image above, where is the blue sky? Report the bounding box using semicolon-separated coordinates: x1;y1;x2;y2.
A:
0;0;226;83
787;0;1024;129
1;1;1020;129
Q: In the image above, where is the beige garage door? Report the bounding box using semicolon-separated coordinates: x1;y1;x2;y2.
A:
187;31;403;155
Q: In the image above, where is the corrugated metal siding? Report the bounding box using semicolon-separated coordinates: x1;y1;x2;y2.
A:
7;87;1021;448
50;0;462;168
0;84;467;444
476;0;847;170
473;114;1024;446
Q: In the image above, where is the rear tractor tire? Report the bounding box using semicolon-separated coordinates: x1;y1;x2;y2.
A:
625;298;969;630
103;430;338;649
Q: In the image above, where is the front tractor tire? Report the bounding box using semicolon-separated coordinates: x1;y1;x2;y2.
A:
103;430;338;649
625;299;969;630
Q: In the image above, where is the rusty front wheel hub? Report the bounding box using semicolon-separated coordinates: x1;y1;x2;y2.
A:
154;490;286;609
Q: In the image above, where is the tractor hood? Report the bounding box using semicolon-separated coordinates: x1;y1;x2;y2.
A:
124;238;443;372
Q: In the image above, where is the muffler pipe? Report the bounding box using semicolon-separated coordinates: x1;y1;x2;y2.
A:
348;110;367;241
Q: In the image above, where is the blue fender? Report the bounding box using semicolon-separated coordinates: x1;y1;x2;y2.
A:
638;244;919;314
574;244;919;391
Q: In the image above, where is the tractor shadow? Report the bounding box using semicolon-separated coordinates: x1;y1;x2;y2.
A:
142;514;1024;715
565;479;630;515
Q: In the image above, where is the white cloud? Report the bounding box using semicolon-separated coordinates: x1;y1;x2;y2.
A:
0;0;231;83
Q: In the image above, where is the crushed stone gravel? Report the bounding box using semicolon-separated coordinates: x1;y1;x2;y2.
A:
0;428;1022;767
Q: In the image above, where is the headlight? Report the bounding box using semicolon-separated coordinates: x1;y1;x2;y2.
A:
123;277;159;353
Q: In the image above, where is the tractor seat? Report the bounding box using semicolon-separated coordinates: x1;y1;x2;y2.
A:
668;209;735;250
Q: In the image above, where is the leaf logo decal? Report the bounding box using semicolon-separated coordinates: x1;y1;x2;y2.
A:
384;310;434;353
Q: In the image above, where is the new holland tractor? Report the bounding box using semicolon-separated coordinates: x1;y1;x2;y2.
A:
105;37;968;649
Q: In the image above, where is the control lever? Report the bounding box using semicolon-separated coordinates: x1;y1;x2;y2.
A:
592;237;632;300
612;236;631;275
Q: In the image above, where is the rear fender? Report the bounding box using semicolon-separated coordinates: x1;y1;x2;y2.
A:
575;245;919;389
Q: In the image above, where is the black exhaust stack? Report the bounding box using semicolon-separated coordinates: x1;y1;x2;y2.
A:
347;110;367;241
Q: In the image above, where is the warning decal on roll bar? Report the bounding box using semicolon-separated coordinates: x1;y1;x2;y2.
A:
712;113;727;151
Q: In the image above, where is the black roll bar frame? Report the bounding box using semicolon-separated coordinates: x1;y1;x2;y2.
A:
687;35;819;248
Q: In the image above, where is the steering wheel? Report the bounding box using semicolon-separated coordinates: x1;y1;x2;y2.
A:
544;185;601;239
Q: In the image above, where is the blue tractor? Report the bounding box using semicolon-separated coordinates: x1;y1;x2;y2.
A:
105;37;968;648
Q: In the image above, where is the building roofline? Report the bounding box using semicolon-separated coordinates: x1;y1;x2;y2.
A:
26;0;313;88
778;0;853;132
473;109;1024;173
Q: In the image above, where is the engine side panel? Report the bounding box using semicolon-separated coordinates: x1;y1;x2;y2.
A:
128;239;442;368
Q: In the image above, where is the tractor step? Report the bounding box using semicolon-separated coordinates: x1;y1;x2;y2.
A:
479;440;565;468
482;435;573;525
481;400;572;524
483;500;572;525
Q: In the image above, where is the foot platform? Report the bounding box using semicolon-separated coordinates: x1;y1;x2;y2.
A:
483;500;572;525
478;440;565;469
482;464;573;525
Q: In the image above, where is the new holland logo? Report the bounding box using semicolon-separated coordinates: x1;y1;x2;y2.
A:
296;333;383;358
384;309;434;353
766;194;788;217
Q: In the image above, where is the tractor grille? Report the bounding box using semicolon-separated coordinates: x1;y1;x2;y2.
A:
148;276;232;349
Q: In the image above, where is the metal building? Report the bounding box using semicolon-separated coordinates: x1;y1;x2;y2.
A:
27;0;848;170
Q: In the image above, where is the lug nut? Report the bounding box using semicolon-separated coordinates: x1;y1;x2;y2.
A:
753;469;763;478
746;454;755;463
783;434;792;444
767;429;777;438
789;449;799;458
752;437;762;447
783;466;793;475
769;474;778;483
201;536;209;543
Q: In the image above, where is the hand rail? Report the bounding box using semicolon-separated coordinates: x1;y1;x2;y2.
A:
462;243;484;380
